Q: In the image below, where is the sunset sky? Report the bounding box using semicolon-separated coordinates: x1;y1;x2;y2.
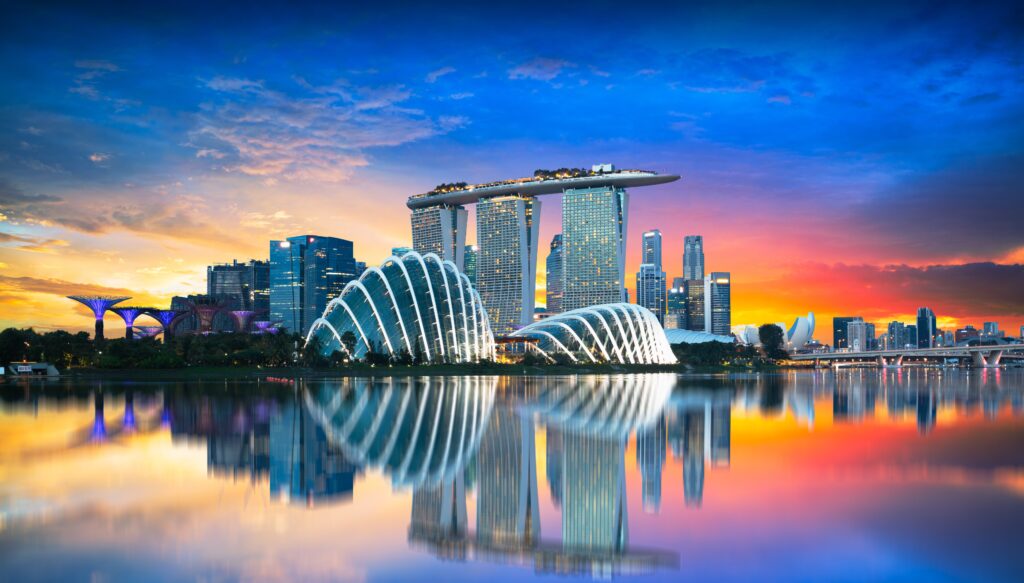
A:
1;0;1022;337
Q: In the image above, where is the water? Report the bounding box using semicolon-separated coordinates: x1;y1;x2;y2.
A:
1;369;1023;582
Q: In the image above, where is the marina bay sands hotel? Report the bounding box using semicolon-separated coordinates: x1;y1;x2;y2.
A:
408;165;679;334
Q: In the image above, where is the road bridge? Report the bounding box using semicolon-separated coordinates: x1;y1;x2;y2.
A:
791;345;1024;368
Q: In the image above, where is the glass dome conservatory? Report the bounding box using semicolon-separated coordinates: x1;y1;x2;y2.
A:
511;303;677;365
305;251;495;362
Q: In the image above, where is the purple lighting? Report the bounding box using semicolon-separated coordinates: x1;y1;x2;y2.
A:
112;307;150;340
133;326;163;339
189;299;224;334
253;320;279;334
148;309;185;340
231;310;258;333
68;296;130;341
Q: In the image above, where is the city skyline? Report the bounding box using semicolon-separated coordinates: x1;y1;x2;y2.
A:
1;2;1023;335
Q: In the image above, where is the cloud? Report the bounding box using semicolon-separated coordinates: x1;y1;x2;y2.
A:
190;77;465;183
0;232;71;254
0;274;134;299
425;66;455;83
448;92;474;100
767;94;791;104
508;58;575;81
70;60;121;100
89;152;110;163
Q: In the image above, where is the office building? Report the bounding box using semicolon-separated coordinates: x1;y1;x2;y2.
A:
983;322;1000;337
545;235;563;314
666;278;687;329
703;272;731;336
464;244;478;285
207;259;270;312
955;325;979;344
410;205;468;270
684;279;705;332
847;320;869;352
916;307;936;348
476;196;540;334
832;316;863;350
636;263;667;325
683;235;704;281
563;185;628;311
887;321;914;349
865;322;877;351
270;235;356;335
641;229;663;270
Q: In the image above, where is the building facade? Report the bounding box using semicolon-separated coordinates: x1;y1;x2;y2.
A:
207;259;270;330
641;229;662;271
636;263;666;325
684;279;705;332
545;234;563;315
703;272;731;336
832;316;862;350
916;307;936;348
476;196;540;335
683;235;704;281
411;205;468;270
666;277;687;329
270;235;355;336
562;186;628;311
463;244;478;285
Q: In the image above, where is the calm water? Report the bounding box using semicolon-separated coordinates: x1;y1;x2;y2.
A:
1;370;1023;582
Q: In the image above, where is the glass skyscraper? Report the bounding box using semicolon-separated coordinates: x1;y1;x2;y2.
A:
562;186;628;311
641;229;662;270
545;234;563;314
666;277;687;329
270;235;355;335
916;306;936;348
636;264;666;325
683;235;704;281
832;316;863;350
684;279;705;332
411;205;468;270
476;196;540;334
207;259;270;313
703;272;731;336
463;244;477;285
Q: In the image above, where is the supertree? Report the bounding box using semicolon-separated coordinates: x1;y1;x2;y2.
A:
189;298;225;334
147;309;185;341
253;320;279;334
111;306;151;340
230;310;259;333
68;296;130;341
133;326;163;339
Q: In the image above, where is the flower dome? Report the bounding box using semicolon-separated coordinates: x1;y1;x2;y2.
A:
306;251;496;362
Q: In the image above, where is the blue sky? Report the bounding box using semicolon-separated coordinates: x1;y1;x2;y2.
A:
1;0;1022;331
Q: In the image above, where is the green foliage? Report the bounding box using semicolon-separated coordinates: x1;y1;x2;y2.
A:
1;328;95;369
671;340;765;367
758;323;789;360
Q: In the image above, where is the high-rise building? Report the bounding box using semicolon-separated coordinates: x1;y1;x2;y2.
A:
703;272;731;336
562;432;627;551
886;321;914;349
832;316;862;350
916;307;936;348
641;229;663;270
955;325;979;344
475;407;539;546
847;320;869;352
207;259;270;332
683;235;704;281
865;322;877;351
905;325;917;348
476;196;540;334
684;279;705;332
562;186;628;311
666;277;687;329
463;244;478;285
411;205;468;270
270;235;355;335
982;322;1000;337
636;263;667;325
1020;325;1024;339
545;235;563;314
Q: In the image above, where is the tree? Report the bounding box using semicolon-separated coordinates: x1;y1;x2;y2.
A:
340;331;357;359
758;324;789;360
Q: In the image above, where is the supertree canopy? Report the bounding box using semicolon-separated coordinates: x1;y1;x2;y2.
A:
189;298;224;334
111;306;151;340
230;310;258;333
68;296;130;341
147;309;185;340
133;326;163;339
253;320;279;334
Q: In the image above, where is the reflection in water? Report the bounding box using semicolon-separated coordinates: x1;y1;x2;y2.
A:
3;370;1024;581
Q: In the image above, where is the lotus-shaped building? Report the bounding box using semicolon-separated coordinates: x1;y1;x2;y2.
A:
510;303;677;365
732;312;815;351
305;251;496;362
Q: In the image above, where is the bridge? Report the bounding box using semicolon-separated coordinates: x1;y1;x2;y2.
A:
791;345;1024;368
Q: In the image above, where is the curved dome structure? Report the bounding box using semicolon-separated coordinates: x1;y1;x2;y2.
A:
511;303;677;365
302;376;496;488
664;328;736;345
306;251;496;362
525;374;675;438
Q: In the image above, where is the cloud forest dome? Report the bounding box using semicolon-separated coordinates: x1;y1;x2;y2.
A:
511;303;677;365
305;250;496;362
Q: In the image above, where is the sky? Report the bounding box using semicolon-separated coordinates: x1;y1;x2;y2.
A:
1;0;1022;337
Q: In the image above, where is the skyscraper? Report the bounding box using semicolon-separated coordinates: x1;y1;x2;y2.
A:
832;316;862;350
545;234;563;314
703;272;731;336
641;229;663;270
207;259;270;332
475;407;539;546
916;307;936;348
982;322;1000;337
865;322;877;351
463;244;478;285
411;205;468;270
270;235;355;335
847;320;869;352
636;264;667;325
684;279;705;332
476;196;540;334
562;186;628;311
666;277;687;329
562;432;627;551
683;235;704;281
